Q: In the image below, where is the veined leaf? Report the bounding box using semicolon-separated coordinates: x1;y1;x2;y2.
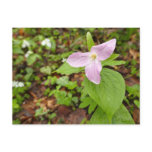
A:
89;104;135;124
102;60;126;67
102;53;125;67
56;62;84;75
86;32;95;51
84;68;125;121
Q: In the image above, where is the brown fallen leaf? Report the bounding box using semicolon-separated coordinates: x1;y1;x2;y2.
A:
67;109;88;124
125;76;139;86
57;105;72;117
133;108;140;124
129;49;139;60
47;99;59;110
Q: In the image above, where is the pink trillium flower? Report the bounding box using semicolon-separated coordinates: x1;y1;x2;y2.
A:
67;39;116;84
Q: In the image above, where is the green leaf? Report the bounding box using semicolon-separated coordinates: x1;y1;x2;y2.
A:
88;102;97;114
79;97;92;108
50;37;56;53
126;84;140;98
134;100;140;108
65;81;78;90
112;104;135;124
84;68;125;121
14;56;24;64
89;104;135;124
56;76;69;86
79;97;97;114
35;108;48;117
54;91;72;106
48;113;56;120
24;73;32;81
102;60;126;66
25;67;33;74
101;54;125;67
56;62;84;75
89;107;109;124
27;54;42;65
40;66;52;75
72;97;79;104
13;119;21;124
86;32;95;51
104;53;120;61
13;47;24;54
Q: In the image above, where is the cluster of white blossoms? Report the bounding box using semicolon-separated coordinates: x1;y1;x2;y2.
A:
22;40;30;48
13;81;24;88
25;50;33;58
41;38;51;48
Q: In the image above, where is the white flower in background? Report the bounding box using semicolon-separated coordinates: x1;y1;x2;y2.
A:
22;40;30;48
13;81;24;88
62;58;67;62
41;38;51;48
25;50;33;58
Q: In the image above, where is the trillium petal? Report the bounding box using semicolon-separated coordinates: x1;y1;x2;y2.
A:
91;39;116;61
67;52;91;67
85;60;102;84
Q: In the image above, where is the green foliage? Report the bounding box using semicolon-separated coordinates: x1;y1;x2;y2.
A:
134;100;140;108
86;32;95;51
24;67;33;81
13;119;21;124
84;68;125;121
65;81;77;90
44;76;57;86
13;82;31;114
13;99;21;113
56;62;84;75
72;96;79;104
50;37;56;53
35;108;48;117
89;104;134;124
13;47;24;54
40;66;52;75
54;91;72;106
27;54;42;65
48;113;56;120
56;76;69;86
56;76;78;90
126;84;140;98
102;54;125;67
14;56;24;64
79;97;97;114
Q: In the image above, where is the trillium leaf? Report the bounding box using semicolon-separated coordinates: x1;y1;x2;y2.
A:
102;60;126;67
86;32;95;51
56;62;84;75
84;68;125;121
89;104;135;124
101;53;125;67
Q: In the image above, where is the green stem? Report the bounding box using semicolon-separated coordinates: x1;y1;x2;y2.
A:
108;116;112;124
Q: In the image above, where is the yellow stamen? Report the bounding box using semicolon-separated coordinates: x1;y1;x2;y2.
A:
91;53;97;60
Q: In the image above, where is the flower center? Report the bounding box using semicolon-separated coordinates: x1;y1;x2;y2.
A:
91;53;97;60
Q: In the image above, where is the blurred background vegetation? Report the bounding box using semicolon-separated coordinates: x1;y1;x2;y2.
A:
12;28;140;124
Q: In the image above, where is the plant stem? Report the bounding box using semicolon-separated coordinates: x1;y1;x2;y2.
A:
108;116;112;124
